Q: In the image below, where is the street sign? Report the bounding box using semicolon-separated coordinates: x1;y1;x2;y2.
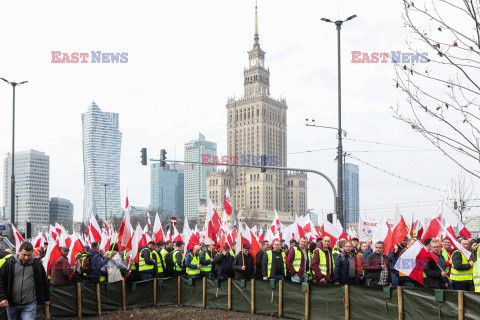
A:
170;164;196;170
170;217;177;225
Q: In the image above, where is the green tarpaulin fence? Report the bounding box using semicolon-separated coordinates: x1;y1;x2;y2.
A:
1;278;479;320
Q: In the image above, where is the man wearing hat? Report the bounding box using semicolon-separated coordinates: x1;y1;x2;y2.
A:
233;244;255;280
50;247;73;285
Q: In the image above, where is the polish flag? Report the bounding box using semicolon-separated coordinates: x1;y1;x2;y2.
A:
49;225;58;242
118;208;133;248
393;240;438;285
421;217;442;244
270;210;283;235
457;220;472;239
32;232;44;251
42;237;63;278
392;216;409;246
125;196;129;209
441;223;472;260
224;188;233;216
258;227;264;243
129;224;144;265
55;223;63;236
249;227;260;262
104;222;110;235
371;216;393;254
171;225;182;242
11;224;24;253
68;233;85;266
146;213;152;229
152;214;164;243
444;219;456;239
415;220;424;239
88;215;102;243
320;215;342;248
183;216;199;253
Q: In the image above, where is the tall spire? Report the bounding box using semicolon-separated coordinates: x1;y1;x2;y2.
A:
254;0;259;45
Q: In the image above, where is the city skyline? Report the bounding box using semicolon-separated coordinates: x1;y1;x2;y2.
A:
0;0;474;224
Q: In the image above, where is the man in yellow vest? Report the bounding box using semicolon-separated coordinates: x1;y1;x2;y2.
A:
472;246;480;292
286;237;310;283
185;245;201;279
262;240;286;281
0;249;13;269
138;241;156;281
451;237;474;291
311;235;334;284
172;241;185;277
153;241;165;278
199;244;216;278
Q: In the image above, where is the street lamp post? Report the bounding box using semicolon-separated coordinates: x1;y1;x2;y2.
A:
320;15;356;229
1;78;28;226
103;183;109;222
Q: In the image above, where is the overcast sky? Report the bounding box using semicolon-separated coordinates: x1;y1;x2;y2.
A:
0;0;475;224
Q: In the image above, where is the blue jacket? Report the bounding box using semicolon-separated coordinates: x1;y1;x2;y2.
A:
185;251;200;270
334;251;359;285
85;249;103;281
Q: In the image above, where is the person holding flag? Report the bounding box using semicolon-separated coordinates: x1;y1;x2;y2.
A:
451;237;474;291
423;239;448;289
233;244;254;280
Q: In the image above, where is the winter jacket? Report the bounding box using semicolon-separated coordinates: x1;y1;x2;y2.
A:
139;246;155;275
50;255;72;285
85;249;103;282
334;251;359;285
424;253;447;289
311;242;334;282
0;255;50;306
364;252;391;285
233;252;255;279
107;252;126;283
212;252;234;278
286;246;310;277
255;250;267;279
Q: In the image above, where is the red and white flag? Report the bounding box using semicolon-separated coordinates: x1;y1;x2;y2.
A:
146;213;152;229
393;240;438;284
441;222;472;260
371;215;393;254
320;215;342;248
444;219;456;239
224;188;233;215
152;213;164;243
118;208;133;249
68;233;85;266
32;232;44;251
129;224;144;267
88;215;102;243
392;215;409;246
42;237;63;277
270;210;283;236
457;220;472;239
11;224;24;253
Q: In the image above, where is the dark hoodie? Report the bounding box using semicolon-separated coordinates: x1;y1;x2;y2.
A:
85;249;103;282
311;242;334;282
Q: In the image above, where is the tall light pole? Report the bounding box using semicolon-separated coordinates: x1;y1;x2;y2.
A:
103;183;109;222
321;15;356;229
1;78;28;226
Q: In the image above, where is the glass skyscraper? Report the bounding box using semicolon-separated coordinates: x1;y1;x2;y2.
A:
82;101;122;222
184;133;216;219
49;197;74;232
3;150;50;225
344;163;360;224
150;163;184;219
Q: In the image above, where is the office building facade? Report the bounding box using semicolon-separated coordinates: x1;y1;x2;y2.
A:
151;163;184;219
344;163;360;224
49;197;74;232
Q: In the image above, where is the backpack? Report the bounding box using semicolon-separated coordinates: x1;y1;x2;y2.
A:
80;255;92;274
164;251;175;276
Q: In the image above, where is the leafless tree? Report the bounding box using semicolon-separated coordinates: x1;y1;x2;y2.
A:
393;0;480;179
240;208;260;229
448;171;476;223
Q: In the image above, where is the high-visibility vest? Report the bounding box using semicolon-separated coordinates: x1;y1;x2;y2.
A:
267;250;287;278
441;248;452;275
0;254;13;268
229;251;235;258
153;251;164;273
139;248;154;272
172;249;183;271
451;250;473;282
473;249;480;292
160;248;168;261
186;253;200;276
292;248;302;272
99;260;107;282
200;251;212;272
312;248;329;276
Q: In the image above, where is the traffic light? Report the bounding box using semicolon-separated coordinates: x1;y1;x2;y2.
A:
141;148;147;166
160;149;167;167
261;155;267;173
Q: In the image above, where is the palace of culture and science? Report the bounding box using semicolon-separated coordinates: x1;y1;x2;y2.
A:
205;3;307;224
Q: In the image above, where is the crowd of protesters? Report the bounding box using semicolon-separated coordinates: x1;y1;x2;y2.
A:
0;234;479;319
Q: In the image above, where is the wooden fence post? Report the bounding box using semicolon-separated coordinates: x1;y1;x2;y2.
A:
45;304;50;320
398;286;403;320
153;278;157;307
96;283;101;316
177;276;182;306
305;284;310;320
251;279;255;314
458;290;464;320
77;282;82;319
228;278;232;310
202;277;207;308
122;280;126;311
345;285;350;320
279;280;283;318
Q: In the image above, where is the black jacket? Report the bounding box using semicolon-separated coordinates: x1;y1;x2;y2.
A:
255;250;266;279
233;252;255;280
364;252;391;285
0;256;50;306
139;246;155;274
212;252;234;278
334;251;359;285
261;250;285;278
424;254;447;289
